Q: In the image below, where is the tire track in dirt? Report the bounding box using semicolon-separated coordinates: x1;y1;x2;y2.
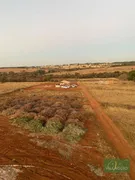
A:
79;82;135;180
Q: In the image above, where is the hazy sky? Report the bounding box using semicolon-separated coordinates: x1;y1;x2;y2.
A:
0;0;135;67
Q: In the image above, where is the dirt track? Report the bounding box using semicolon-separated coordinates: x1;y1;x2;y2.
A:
79;82;135;180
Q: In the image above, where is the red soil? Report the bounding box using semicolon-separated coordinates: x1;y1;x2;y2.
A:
79;82;135;180
0;115;112;180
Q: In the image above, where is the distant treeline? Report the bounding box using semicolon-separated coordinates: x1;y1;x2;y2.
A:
0;66;38;69
53;71;122;79
0;69;135;82
111;61;135;67
0;70;46;83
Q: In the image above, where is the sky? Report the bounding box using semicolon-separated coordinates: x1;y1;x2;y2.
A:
0;0;135;67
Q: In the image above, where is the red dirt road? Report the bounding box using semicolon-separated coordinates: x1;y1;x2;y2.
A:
79;82;135;180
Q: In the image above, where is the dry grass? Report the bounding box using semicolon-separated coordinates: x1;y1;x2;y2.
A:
0;67;38;73
84;80;135;106
0;82;44;95
105;107;135;148
84;79;135;148
50;65;135;75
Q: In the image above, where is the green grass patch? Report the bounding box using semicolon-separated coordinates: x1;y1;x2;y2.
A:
62;123;87;143
43;119;63;134
12;117;43;132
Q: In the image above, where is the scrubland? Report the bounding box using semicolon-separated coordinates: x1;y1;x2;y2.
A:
0;89;89;143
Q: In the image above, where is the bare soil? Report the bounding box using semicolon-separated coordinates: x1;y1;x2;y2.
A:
0;115;116;180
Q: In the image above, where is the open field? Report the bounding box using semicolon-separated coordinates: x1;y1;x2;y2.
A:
0;65;135;75
0;67;38;73
49;65;135;75
83;79;135;150
0;83;130;180
0;82;45;95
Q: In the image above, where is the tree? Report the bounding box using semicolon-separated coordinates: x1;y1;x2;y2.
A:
36;69;45;75
75;72;80;79
128;71;135;81
0;75;7;83
44;75;53;81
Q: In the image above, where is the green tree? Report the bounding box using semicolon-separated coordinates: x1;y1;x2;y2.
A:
44;75;53;81
0;75;7;83
128;70;135;81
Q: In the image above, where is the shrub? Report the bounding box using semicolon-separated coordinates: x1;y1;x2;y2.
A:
128;70;135;81
12;116;32;125
54;114;65;123
23;103;33;112
12;117;43;132
43;119;63;134
40;107;56;118
31;107;41;113
27;119;43;132
65;118;84;127
71;100;82;109
118;73;128;80
62;123;86;143
78;111;95;121
52;102;63;108
55;109;68;121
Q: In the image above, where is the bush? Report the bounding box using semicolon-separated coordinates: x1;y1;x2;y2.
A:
118;73;128;80
12;117;43;132
128;70;135;81
78;111;95;121
65;118;84;127
62;123;86;143
40;107;56;118
43;119;63;134
28;119;43;132
12;116;32;124
55;109;68;121
71;100;82;109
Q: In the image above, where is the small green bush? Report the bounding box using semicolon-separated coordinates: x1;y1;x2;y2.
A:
128;70;135;81
43;119;63;134
28;119;43;132
62;123;86;143
12;116;32;124
12;117;43;132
